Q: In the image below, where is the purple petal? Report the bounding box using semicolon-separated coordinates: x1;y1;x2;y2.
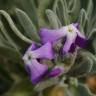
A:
25;59;48;84
69;43;76;53
75;34;87;48
39;27;67;44
48;66;64;77
61;37;76;54
73;23;79;29
31;42;54;60
27;42;37;52
22;42;37;60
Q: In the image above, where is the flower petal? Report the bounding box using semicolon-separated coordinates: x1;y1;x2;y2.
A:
48;66;64;77
27;42;37;51
25;59;48;84
22;42;37;64
73;23;79;29
39;27;67;44
69;43;76;53
61;36;76;54
75;34;87;48
30;42;54;60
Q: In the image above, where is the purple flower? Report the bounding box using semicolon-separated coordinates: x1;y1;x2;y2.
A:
29;42;54;60
22;23;87;84
23;42;54;63
48;66;64;77
39;23;87;54
23;42;63;84
25;59;48;84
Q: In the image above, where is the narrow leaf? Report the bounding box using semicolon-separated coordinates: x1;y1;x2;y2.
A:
78;9;88;35
0;10;32;43
77;84;92;96
86;0;93;19
0;20;19;50
53;0;70;25
68;0;81;21
16;8;40;42
46;9;61;28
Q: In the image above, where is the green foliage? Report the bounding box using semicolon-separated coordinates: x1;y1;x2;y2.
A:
15;8;40;42
46;9;61;28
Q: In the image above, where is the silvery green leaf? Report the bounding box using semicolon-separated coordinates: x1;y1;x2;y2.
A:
35;77;59;92
79;50;96;74
0;20;19;50
67;0;81;22
85;0;93;35
88;28;96;39
38;0;54;26
46;9;61;28
86;13;96;37
67;58;93;77
67;51;93;77
78;9;87;26
77;84;92;96
89;62;96;74
85;51;96;74
16;0;38;27
68;86;78;96
91;14;96;28
53;0;70;25
86;0;93;20
0;10;32;43
78;9;88;36
16;8;40;42
87;28;96;54
66;0;74;9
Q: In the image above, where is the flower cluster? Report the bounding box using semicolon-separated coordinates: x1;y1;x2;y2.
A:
23;23;87;84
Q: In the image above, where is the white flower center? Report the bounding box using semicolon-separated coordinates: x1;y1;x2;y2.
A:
67;26;73;33
27;52;33;60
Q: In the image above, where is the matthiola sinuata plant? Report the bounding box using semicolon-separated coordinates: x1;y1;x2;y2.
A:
0;0;96;96
22;23;87;85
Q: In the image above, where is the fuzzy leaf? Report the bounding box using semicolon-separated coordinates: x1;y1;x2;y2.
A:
86;0;93;19
53;0;70;25
0;10;32;43
67;52;93;77
38;0;54;26
15;0;38;27
77;84;92;96
88;28;96;39
16;8;40;42
91;14;96;29
67;0;81;22
78;9;88;35
0;20;20;50
46;9;61;28
35;77;59;92
83;51;96;74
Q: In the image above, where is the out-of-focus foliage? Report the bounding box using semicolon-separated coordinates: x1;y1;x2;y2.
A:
0;0;96;96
